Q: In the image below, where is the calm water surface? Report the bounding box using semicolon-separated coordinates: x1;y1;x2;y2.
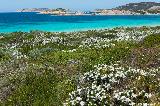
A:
0;12;160;32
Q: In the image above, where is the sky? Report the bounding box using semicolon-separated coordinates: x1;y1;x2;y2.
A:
0;0;160;12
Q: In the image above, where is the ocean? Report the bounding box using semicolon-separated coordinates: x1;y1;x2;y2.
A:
0;12;160;33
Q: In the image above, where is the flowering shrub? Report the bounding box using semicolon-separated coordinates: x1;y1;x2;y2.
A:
1;26;160;105
64;64;160;106
113;89;152;105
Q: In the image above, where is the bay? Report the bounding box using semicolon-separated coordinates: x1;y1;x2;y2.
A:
0;12;160;32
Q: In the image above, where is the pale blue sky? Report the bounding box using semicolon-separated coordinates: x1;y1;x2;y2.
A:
0;0;160;12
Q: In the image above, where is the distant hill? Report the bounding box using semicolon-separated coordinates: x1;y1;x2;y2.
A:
17;8;50;12
17;2;160;15
115;2;160;14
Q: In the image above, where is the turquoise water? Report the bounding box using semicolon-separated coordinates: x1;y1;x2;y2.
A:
0;12;160;32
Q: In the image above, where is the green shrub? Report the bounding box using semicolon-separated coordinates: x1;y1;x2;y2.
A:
142;34;160;47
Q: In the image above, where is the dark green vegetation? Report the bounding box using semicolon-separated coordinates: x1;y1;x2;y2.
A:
0;26;160;105
115;2;160;14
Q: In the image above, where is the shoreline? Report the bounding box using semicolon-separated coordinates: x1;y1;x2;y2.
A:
1;25;160;34
1;12;160;16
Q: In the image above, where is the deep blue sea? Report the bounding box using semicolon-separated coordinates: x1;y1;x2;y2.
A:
0;12;160;32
